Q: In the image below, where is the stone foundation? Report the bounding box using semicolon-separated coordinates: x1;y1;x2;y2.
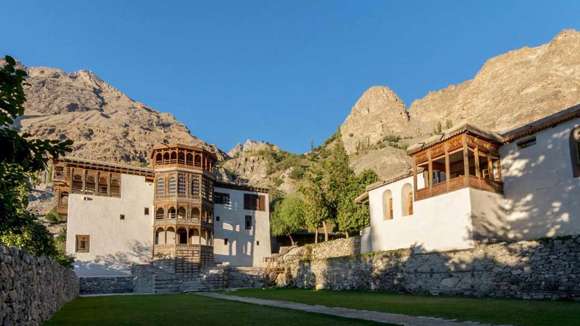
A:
79;276;134;295
0;245;79;326
267;236;580;300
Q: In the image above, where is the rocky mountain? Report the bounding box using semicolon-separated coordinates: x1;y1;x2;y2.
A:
339;29;580;179
18;67;218;166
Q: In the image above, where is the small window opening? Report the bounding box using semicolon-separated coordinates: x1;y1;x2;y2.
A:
144;207;149;215
120;214;125;220
224;238;229;245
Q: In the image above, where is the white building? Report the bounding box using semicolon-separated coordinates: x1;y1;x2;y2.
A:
54;144;272;278
358;105;580;254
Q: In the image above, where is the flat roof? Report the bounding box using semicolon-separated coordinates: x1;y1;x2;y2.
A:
214;181;269;194
56;157;154;177
501;103;580;142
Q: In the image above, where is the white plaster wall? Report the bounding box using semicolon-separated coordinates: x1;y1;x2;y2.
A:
66;174;154;277
500;118;580;240
368;175;475;252
213;187;271;267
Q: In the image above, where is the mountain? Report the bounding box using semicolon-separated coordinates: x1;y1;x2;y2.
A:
18;67;218;166
338;29;580;179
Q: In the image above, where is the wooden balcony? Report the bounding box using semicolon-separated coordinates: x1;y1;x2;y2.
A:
416;175;503;201
154;217;212;228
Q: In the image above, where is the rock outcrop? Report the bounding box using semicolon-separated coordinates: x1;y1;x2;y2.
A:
18;67;212;166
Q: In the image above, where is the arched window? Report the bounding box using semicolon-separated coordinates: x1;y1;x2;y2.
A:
156;208;165;219
191;207;200;220
194;155;202;167
170;151;177;163
177;228;188;244
155;153;162;164
177;207;186;219
177;174;186;195
156;177;165;196
401;183;414;216
189;228;200;244
163;152;170;163
155;228;164;245
186;153;193;166
166;227;175;244
168;207;176;219
382;190;393;220
571;126;580;178
178;152;185;164
168;176;177;194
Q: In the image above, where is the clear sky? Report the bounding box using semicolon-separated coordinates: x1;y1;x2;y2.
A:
2;1;580;153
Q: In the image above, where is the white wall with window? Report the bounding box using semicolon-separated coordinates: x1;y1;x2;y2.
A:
66;174;154;277
499;118;580;240
212;185;271;267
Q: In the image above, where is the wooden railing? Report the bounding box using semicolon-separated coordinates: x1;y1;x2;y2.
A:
416;175;502;201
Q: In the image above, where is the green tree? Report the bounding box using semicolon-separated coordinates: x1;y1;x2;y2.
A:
337;169;377;236
301;163;330;243
271;194;305;246
0;55;73;265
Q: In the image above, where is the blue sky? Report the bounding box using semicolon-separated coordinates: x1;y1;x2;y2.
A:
2;1;580;153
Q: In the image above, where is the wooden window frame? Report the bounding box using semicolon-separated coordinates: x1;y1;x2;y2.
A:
75;235;90;253
244;194;265;211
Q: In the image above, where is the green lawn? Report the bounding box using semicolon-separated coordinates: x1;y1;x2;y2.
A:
229;288;580;326
46;293;381;326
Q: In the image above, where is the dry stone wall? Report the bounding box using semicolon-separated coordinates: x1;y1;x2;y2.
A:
0;245;79;326
267;236;580;300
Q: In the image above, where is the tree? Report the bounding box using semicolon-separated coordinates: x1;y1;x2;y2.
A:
337;169;377;236
301;164;330;243
0;55;73;265
271;194;305;246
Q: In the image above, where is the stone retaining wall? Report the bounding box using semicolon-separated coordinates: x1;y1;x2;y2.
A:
267;236;580;300
0;245;79;325
79;276;134;295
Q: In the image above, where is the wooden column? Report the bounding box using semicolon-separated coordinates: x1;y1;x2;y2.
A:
427;149;433;192
462;134;469;186
412;157;418;201
474;147;481;178
487;154;492;180
444;143;450;191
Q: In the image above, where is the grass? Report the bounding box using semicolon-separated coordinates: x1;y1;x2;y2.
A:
229;288;580;326
45;293;382;326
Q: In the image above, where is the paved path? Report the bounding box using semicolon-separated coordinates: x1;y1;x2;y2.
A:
197;292;509;326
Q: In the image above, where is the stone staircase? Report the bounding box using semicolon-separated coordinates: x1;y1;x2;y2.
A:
133;262;226;294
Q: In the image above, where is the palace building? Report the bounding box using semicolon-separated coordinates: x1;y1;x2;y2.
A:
357;104;580;253
53;144;271;278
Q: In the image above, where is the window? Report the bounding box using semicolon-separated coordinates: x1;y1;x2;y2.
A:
85;175;96;193
244;194;265;211
168;176;177;194
245;215;252;230
382;190;393;220
177;174;186;195
256;241;260;246
191;177;200;197
155;207;164;219
216;216;220;222
156;177;165;196
517;136;536;149
98;175;108;194
144;207;149;215
75;235;90;253
572;127;580;177
168;207;176;219
214;192;231;205
72;173;83;192
120;214;125;220
110;174;121;197
401;183;414;216
224;238;228;245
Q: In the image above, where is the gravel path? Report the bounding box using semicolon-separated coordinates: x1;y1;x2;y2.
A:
196;292;510;326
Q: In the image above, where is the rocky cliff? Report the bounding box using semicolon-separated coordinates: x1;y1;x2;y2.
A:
18;67;215;166
339;29;580;179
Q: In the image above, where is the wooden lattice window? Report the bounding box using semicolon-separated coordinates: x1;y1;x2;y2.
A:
110;173;121;197
168;176;177;194
72;173;83;193
191;176;200;197
98;175;108;194
178;174;186;195
75;235;90;253
156;177;165;196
